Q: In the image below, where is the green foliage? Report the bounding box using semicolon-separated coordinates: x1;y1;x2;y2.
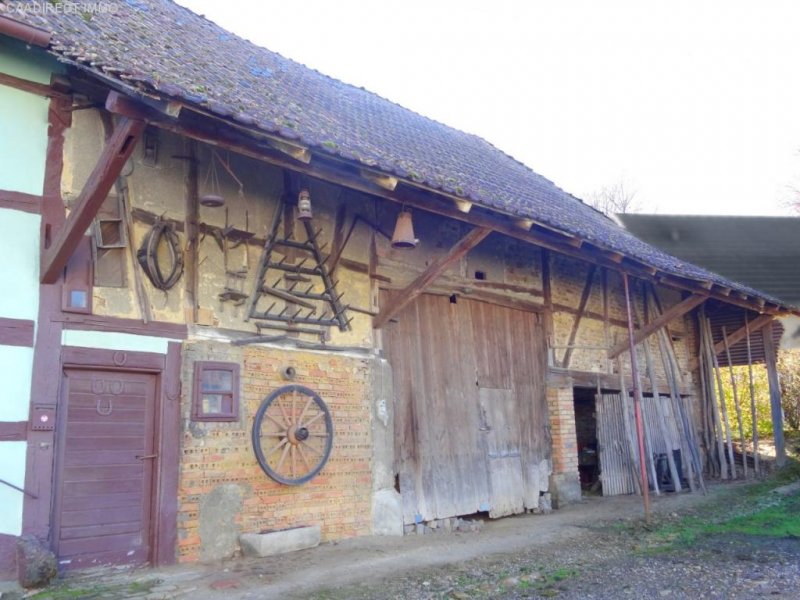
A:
715;349;800;439
644;459;800;552
779;350;800;429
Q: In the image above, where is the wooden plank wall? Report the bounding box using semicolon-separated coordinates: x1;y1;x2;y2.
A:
382;292;548;524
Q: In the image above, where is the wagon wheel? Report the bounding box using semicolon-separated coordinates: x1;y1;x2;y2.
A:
252;384;333;485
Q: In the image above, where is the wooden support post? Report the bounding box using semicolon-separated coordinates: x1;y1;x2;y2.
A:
602;268;610;373
622;273;652;521
562;265;596;368
608;293;706;360
708;319;737;479
762;320;786;467
372;227;491;328
722;326;748;478
40;117;145;283
541;249;554;357
745;314;760;475
184;140;199;323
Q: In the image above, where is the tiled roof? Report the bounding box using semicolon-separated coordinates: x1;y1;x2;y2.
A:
2;0;789;306
618;215;800;307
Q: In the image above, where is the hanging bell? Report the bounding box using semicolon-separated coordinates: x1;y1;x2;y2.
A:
297;188;313;221
391;209;418;249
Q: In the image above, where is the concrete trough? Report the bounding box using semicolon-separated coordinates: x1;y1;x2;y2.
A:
239;525;321;557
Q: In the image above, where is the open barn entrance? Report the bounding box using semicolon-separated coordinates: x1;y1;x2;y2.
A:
573;387;600;493
381;292;549;525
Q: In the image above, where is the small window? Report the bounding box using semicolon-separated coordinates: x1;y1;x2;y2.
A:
192;361;240;422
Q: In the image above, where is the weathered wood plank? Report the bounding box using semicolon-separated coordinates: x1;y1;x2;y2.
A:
373;227;491;328
608;293;706;359
41;117;145;283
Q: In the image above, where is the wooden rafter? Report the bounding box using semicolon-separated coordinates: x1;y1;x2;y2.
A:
372;227;491;328
561;265;597;368
0;72;68;99
97;90;792;316
712;314;774;356
687;313;775;371
608;293;707;359
40;116;145;283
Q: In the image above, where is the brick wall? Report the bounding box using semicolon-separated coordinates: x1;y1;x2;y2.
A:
547;386;579;477
177;341;373;562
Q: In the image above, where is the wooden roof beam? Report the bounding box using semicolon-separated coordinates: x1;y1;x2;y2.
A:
266;138;311;163
712;314;774;357
372;226;491;328
40;115;145;283
360;169;398;191
454;199;473;213
608;293;707;359
99;90;784;315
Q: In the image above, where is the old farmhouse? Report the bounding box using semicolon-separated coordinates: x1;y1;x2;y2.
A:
0;0;795;577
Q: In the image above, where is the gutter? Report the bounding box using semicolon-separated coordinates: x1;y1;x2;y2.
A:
0;14;51;47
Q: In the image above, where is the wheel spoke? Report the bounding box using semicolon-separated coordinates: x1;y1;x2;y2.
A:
297;443;312;471
275;442;291;473
303;411;325;428
309;432;329;437
276;397;292;427
301;439;322;455
265;413;286;430
297;395;315;425
265;437;289;456
290;444;296;478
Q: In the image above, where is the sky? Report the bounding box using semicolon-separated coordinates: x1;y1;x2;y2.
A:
176;0;800;216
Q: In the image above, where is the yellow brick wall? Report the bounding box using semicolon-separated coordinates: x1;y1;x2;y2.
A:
547;386;579;477
177;341;373;562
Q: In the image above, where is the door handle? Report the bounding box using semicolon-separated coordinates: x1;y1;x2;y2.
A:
136;454;158;460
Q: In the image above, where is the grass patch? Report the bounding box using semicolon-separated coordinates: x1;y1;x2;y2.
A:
29;578;160;600
642;458;800;552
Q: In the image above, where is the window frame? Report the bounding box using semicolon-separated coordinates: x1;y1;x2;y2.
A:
192;361;240;422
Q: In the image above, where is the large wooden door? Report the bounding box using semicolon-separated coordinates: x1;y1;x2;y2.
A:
382;293;548;524
53;369;158;568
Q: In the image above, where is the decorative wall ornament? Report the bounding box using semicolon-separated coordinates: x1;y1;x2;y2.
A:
251;384;333;485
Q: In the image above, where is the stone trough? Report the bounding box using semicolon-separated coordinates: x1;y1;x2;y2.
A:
239;525;321;557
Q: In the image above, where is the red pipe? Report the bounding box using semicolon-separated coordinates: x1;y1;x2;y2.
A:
0;15;52;48
623;272;651;522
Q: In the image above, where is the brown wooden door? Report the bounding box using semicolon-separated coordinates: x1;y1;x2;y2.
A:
382;292;548;524
53;369;157;569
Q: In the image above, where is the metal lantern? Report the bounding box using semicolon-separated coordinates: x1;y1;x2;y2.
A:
297;188;313;220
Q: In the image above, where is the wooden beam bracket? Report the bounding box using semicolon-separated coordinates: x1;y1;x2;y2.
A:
40;116;145;283
608;293;706;359
373;226;491;328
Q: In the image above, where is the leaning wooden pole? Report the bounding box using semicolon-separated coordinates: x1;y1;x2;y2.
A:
762;321;787;468
700;308;728;479
722;325;748;478
708;322;737;479
622;273;651;521
744;314;760;476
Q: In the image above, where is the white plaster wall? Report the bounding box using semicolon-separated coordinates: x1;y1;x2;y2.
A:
0;38;54;196
0;345;34;422
61;330;179;354
0;208;40;321
0;441;27;535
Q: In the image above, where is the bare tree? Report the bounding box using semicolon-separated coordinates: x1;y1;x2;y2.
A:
587;180;640;216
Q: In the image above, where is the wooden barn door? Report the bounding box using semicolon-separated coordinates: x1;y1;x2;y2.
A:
382;292;548;524
53;369;158;568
